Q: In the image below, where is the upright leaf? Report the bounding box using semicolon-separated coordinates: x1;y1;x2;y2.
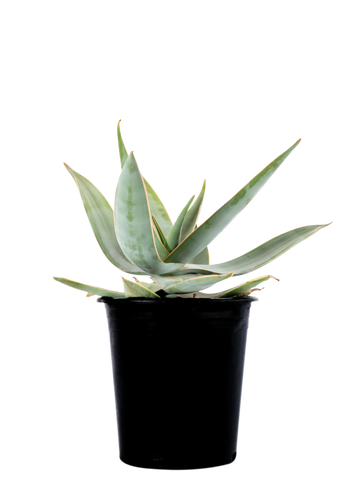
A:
114;117;173;236
166;196;194;251
180;180;206;241
114;153;184;275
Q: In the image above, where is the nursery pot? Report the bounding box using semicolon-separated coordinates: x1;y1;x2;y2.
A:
98;296;256;470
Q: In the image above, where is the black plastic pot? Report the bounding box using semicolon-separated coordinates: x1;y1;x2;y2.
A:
98;296;256;470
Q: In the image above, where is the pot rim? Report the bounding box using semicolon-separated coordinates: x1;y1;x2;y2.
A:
93;294;262;305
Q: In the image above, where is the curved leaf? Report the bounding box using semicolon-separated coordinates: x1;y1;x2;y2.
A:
152;272;233;294
122;277;160;298
165;139;301;264
200;275;279;298
64;164;143;274
189;248;210;265
117;120;128;168
172;223;330;276
170;267;224;276
53;277;126;298
214;272;281;298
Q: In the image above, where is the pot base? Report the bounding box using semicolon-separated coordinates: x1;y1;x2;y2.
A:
99;297;256;470
118;454;239;473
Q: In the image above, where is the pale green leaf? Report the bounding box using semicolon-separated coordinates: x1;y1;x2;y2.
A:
162;272;281;299
152;272;233;294
173;223;330;276
122;276;160;298
114;153;184;275
50;273;126;298
60;160;144;275
117;122;173;236
166;192;196;252
179;175;209;243
166;135;304;263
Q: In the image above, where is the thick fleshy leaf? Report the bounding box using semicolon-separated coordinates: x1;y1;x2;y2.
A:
165;140;301;264
142;173;173;236
171;223;330;276
167;175;212;265
189;247;210;265
118;273;161;292
179;175;209;243
122;276;160;298
152;215;167;246
53;277;126;298
64;164;143;274
213;272;281;298
200;275;279;298
170;267;227;276
117;122;173;236
152;216;170;260
114;153;184;275
166;192;196;252
151;272;233;294
114;117;130;171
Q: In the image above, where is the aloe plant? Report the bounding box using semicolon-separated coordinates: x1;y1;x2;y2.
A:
54;121;329;299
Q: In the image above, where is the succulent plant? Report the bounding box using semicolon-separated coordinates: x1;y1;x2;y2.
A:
54;122;329;299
